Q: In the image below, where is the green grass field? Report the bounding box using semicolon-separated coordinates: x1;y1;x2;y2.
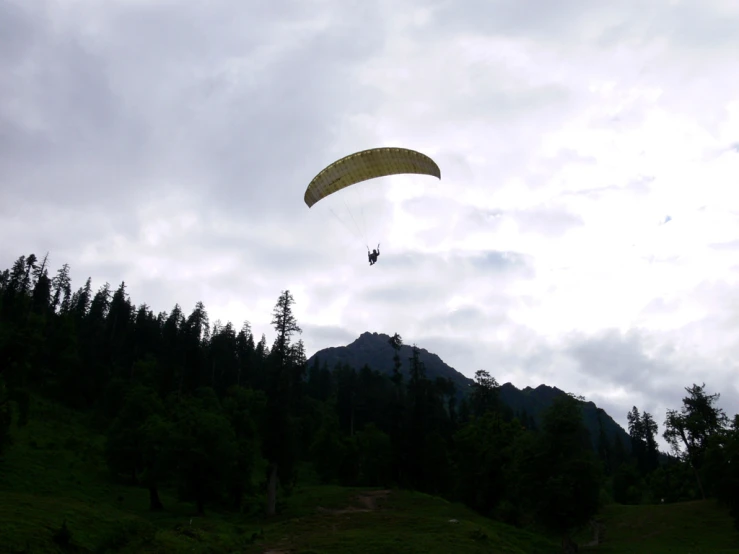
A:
576;500;738;554
0;396;737;553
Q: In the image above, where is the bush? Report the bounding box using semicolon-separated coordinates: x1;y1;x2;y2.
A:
52;520;73;547
95;518;156;553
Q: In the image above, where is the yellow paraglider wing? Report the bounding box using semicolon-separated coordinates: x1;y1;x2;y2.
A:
304;147;441;208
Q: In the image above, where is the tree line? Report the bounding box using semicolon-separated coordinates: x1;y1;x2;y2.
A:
1;252;737;547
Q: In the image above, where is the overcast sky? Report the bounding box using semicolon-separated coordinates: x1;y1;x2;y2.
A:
2;0;738;447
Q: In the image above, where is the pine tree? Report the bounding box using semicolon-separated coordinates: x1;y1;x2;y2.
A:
264;290;302;516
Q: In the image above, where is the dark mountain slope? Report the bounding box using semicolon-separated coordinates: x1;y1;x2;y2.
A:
308;331;632;451
307;331;473;395
499;383;632;450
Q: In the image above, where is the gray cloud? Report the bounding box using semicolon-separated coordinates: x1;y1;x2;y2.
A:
301;323;358;354
375;250;535;283
563;324;739;440
710;240;739;251
428;0;624;43
512;207;584;237
566;329;670;395
450;204;582;241
1;0;386;221
469;250;532;273
359;282;443;306
564;175;655;201
428;0;739;53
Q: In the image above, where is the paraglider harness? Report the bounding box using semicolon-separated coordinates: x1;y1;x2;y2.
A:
368;244;380;266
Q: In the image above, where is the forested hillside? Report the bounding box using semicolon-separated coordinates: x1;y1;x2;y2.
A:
309;333;632;451
1;252;738;553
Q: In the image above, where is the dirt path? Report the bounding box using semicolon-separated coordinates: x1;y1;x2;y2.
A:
261;490;392;553
316;489;392;515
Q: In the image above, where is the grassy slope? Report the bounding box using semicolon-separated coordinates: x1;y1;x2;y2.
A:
577;501;738;554
247;487;557;554
0;396;736;553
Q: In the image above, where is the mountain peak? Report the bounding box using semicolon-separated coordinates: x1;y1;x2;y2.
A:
308;331;473;393
354;331;390;342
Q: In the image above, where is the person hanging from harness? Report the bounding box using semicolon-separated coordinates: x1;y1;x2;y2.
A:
368;244;380;266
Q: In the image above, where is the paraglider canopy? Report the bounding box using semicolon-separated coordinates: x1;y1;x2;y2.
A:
304;147;441;208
